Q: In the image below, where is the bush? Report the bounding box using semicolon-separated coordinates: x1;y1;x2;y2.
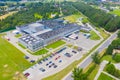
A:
105;45;114;55
117;31;120;38
113;53;120;62
106;64;116;75
106;63;120;79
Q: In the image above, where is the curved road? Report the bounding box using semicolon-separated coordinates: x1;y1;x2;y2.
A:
63;31;118;80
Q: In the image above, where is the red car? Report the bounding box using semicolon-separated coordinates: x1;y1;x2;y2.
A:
55;57;58;60
55;56;61;60
58;56;61;58
24;73;30;77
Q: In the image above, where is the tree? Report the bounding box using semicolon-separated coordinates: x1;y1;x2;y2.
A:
72;68;82;80
91;51;100;64
105;45;114;55
72;68;86;80
117;30;120;38
106;63;120;78
106;64;116;75
113;54;120;62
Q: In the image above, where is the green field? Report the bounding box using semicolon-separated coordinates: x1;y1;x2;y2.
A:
90;31;101;40
109;9;120;16
101;55;116;63
18;43;26;49
0;34;32;80
63;15;81;23
88;65;100;80
46;40;66;49
98;73;115;80
15;34;22;38
32;48;48;55
96;27;110;39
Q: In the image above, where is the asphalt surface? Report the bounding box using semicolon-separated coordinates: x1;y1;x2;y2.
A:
64;32;117;80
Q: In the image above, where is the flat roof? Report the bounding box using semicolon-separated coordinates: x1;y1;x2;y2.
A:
17;22;46;34
37;23;80;40
19;35;41;45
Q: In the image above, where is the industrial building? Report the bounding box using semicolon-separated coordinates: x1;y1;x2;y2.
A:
17;19;82;51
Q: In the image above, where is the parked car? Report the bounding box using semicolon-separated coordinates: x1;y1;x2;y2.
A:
39;68;45;72
59;60;62;63
54;65;57;68
24;73;30;77
49;61;52;64
72;50;77;54
49;65;51;68
38;61;42;64
64;53;72;57
46;63;49;66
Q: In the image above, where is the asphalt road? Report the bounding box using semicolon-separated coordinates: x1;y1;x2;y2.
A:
64;32;117;80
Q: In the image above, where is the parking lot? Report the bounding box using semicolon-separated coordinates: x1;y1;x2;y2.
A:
23;47;86;80
66;32;101;51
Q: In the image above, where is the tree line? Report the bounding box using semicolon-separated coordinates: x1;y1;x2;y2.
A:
72;2;120;32
0;2;79;32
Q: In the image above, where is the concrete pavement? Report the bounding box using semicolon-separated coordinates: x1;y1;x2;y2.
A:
63;31;118;80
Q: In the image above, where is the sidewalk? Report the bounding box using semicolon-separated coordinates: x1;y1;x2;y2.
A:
94;60;108;80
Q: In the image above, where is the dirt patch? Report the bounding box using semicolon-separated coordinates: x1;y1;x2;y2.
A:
4;64;8;68
0;11;17;20
12;71;26;80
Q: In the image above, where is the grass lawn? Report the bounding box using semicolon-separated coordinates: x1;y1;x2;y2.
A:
109;9;120;16
15;34;22;38
101;55;116;63
63;14;81;23
96;27;110;39
18;43;26;49
98;73;115;80
0;34;32;80
80;30;89;33
46;40;66;49
32;48;48;55
90;31;100;40
88;65;100;80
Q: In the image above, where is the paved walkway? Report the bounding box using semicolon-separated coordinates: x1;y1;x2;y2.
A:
114;63;120;70
94;60;108;80
102;71;120;80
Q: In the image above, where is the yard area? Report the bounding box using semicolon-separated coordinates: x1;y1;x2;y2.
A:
96;27;110;39
90;31;101;40
98;73;115;80
88;65;100;80
46;40;66;49
31;48;48;55
18;43;26;49
0;34;32;80
63;14;81;23
0;11;17;20
109;9;120;16
15;34;22;38
101;55;116;63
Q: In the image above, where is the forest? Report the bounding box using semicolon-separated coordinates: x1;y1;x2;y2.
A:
0;2;78;32
1;2;120;32
72;2;120;32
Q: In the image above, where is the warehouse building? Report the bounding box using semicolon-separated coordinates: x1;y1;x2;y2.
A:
17;19;81;51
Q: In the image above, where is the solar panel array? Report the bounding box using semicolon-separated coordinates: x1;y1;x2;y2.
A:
40;20;66;30
37;23;80;40
19;35;40;44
